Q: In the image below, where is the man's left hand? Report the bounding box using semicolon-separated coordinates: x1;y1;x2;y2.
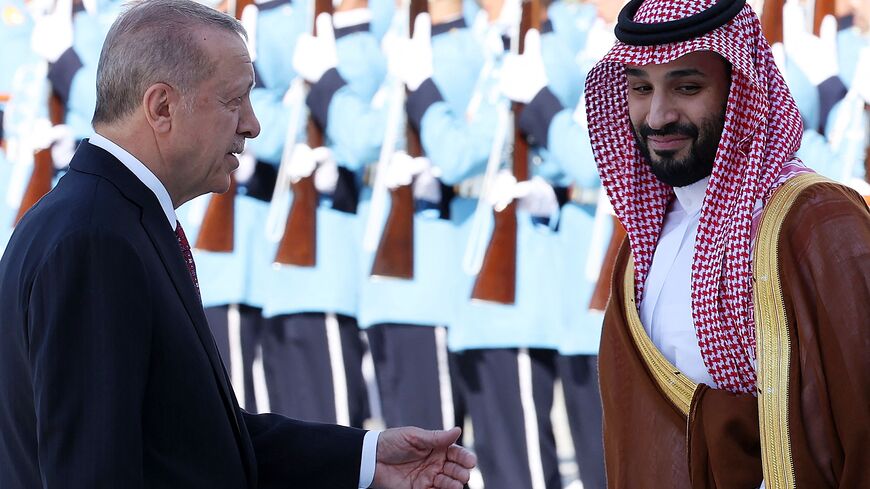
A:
372;426;476;489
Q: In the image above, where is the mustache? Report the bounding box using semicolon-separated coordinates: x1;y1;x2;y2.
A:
229;140;246;154
637;122;699;140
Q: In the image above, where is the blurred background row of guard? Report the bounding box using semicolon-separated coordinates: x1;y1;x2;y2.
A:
1;0;867;487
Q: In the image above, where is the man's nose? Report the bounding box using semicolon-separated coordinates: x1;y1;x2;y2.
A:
646;92;680;130
238;99;261;139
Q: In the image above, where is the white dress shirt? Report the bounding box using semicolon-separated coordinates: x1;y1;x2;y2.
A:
89;133;178;230
639;177;717;387
87;134;381;487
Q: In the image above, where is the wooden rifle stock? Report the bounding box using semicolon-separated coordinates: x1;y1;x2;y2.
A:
274;173;318;265
192;0;253;252
760;0;784;45
370;0;428;279
587;217;626;312
812;0;834;35
470;0;540;304
274;0;333;266
864;133;870;208
15;91;64;225
194;177;237;251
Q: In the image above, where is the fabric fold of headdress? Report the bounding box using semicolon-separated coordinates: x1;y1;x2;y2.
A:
585;0;808;393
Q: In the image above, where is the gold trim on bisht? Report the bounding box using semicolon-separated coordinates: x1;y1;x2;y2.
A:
753;172;829;489
623;258;699;416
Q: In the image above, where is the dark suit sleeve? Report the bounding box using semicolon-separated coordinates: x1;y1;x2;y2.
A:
242;412;367;488
28;229;152;488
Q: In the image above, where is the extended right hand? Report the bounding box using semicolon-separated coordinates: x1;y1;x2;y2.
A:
292;13;338;83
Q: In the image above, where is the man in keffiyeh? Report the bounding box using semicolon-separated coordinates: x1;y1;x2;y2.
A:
584;0;870;487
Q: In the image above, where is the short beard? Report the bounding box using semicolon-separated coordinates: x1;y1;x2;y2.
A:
632;109;725;188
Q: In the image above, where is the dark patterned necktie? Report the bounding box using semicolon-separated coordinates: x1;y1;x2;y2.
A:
175;221;201;299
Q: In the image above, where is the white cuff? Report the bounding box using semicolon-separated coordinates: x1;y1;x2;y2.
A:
358;430;381;488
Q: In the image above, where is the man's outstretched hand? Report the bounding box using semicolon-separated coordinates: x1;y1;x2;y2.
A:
372;426;476;489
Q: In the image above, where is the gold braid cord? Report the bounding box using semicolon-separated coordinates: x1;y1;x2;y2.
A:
622;258;699;416
752;172;829;489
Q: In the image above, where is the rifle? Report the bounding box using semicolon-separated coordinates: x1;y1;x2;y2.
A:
14;90;64;225
273;0;334;266
369;0;428;280
812;0;834;35
587;217;626;312
760;0;784;45
193;0;254;252
470;0;541;304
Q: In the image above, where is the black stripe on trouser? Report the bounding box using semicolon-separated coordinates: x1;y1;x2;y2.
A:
366;324;465;431
557;354;606;489
261;312;369;427
456;348;561;489
204;305;266;413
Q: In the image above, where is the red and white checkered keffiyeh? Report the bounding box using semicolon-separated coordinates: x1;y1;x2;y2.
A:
585;0;806;393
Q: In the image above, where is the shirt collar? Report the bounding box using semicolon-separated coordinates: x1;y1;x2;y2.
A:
88;132;178;230
333;8;372;29
672;176;709;214
432;16;466;37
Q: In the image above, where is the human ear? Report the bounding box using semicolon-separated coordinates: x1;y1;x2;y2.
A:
142;83;176;134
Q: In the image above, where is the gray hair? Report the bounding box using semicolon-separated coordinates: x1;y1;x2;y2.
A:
92;0;246;126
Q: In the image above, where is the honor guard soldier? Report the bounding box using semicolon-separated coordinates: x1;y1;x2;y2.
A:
498;2;634;487
398;0;584;486
356;0;481;433
257;0;382;428
174;0;307;415
0;0;41;249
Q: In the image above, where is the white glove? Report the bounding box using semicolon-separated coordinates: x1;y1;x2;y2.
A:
292;13;337;83
492;0;521;37
48;124;75;169
770;42;786;75
487;171;558;217
852;47;870;105
411;158;443;203
487;170;518;212
383;151;432;188
240;3;259;62
782;1;839;85
234;148;257;184
30;0;73;63
388;13;433;91
312;146;339;194
287;143;317;182
499;29;548;103
514;176;559;218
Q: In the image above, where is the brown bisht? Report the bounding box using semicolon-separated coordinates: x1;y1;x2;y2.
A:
598;175;870;489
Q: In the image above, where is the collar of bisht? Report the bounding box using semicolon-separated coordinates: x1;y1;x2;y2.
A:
584;0;806;394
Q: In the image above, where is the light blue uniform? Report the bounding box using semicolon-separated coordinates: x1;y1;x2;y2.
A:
1;0;43;248
51;1;123;143
836;24;869;91
547;0;597;57
448;23;582;353
261;14;387;319
513;17;610;488
779;49;867;184
182;0;307;311
354;19;484;331
410;19;584;489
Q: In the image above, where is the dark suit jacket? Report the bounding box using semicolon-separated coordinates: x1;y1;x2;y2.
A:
0;141;366;488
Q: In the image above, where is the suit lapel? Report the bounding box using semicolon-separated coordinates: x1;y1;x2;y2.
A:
69;141;257;485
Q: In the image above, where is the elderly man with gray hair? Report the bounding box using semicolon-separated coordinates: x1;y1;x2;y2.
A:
0;1;476;488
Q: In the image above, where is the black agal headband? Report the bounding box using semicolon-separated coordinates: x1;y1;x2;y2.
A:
614;0;746;46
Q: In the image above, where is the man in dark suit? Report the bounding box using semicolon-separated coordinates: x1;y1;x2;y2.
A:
0;1;476;487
